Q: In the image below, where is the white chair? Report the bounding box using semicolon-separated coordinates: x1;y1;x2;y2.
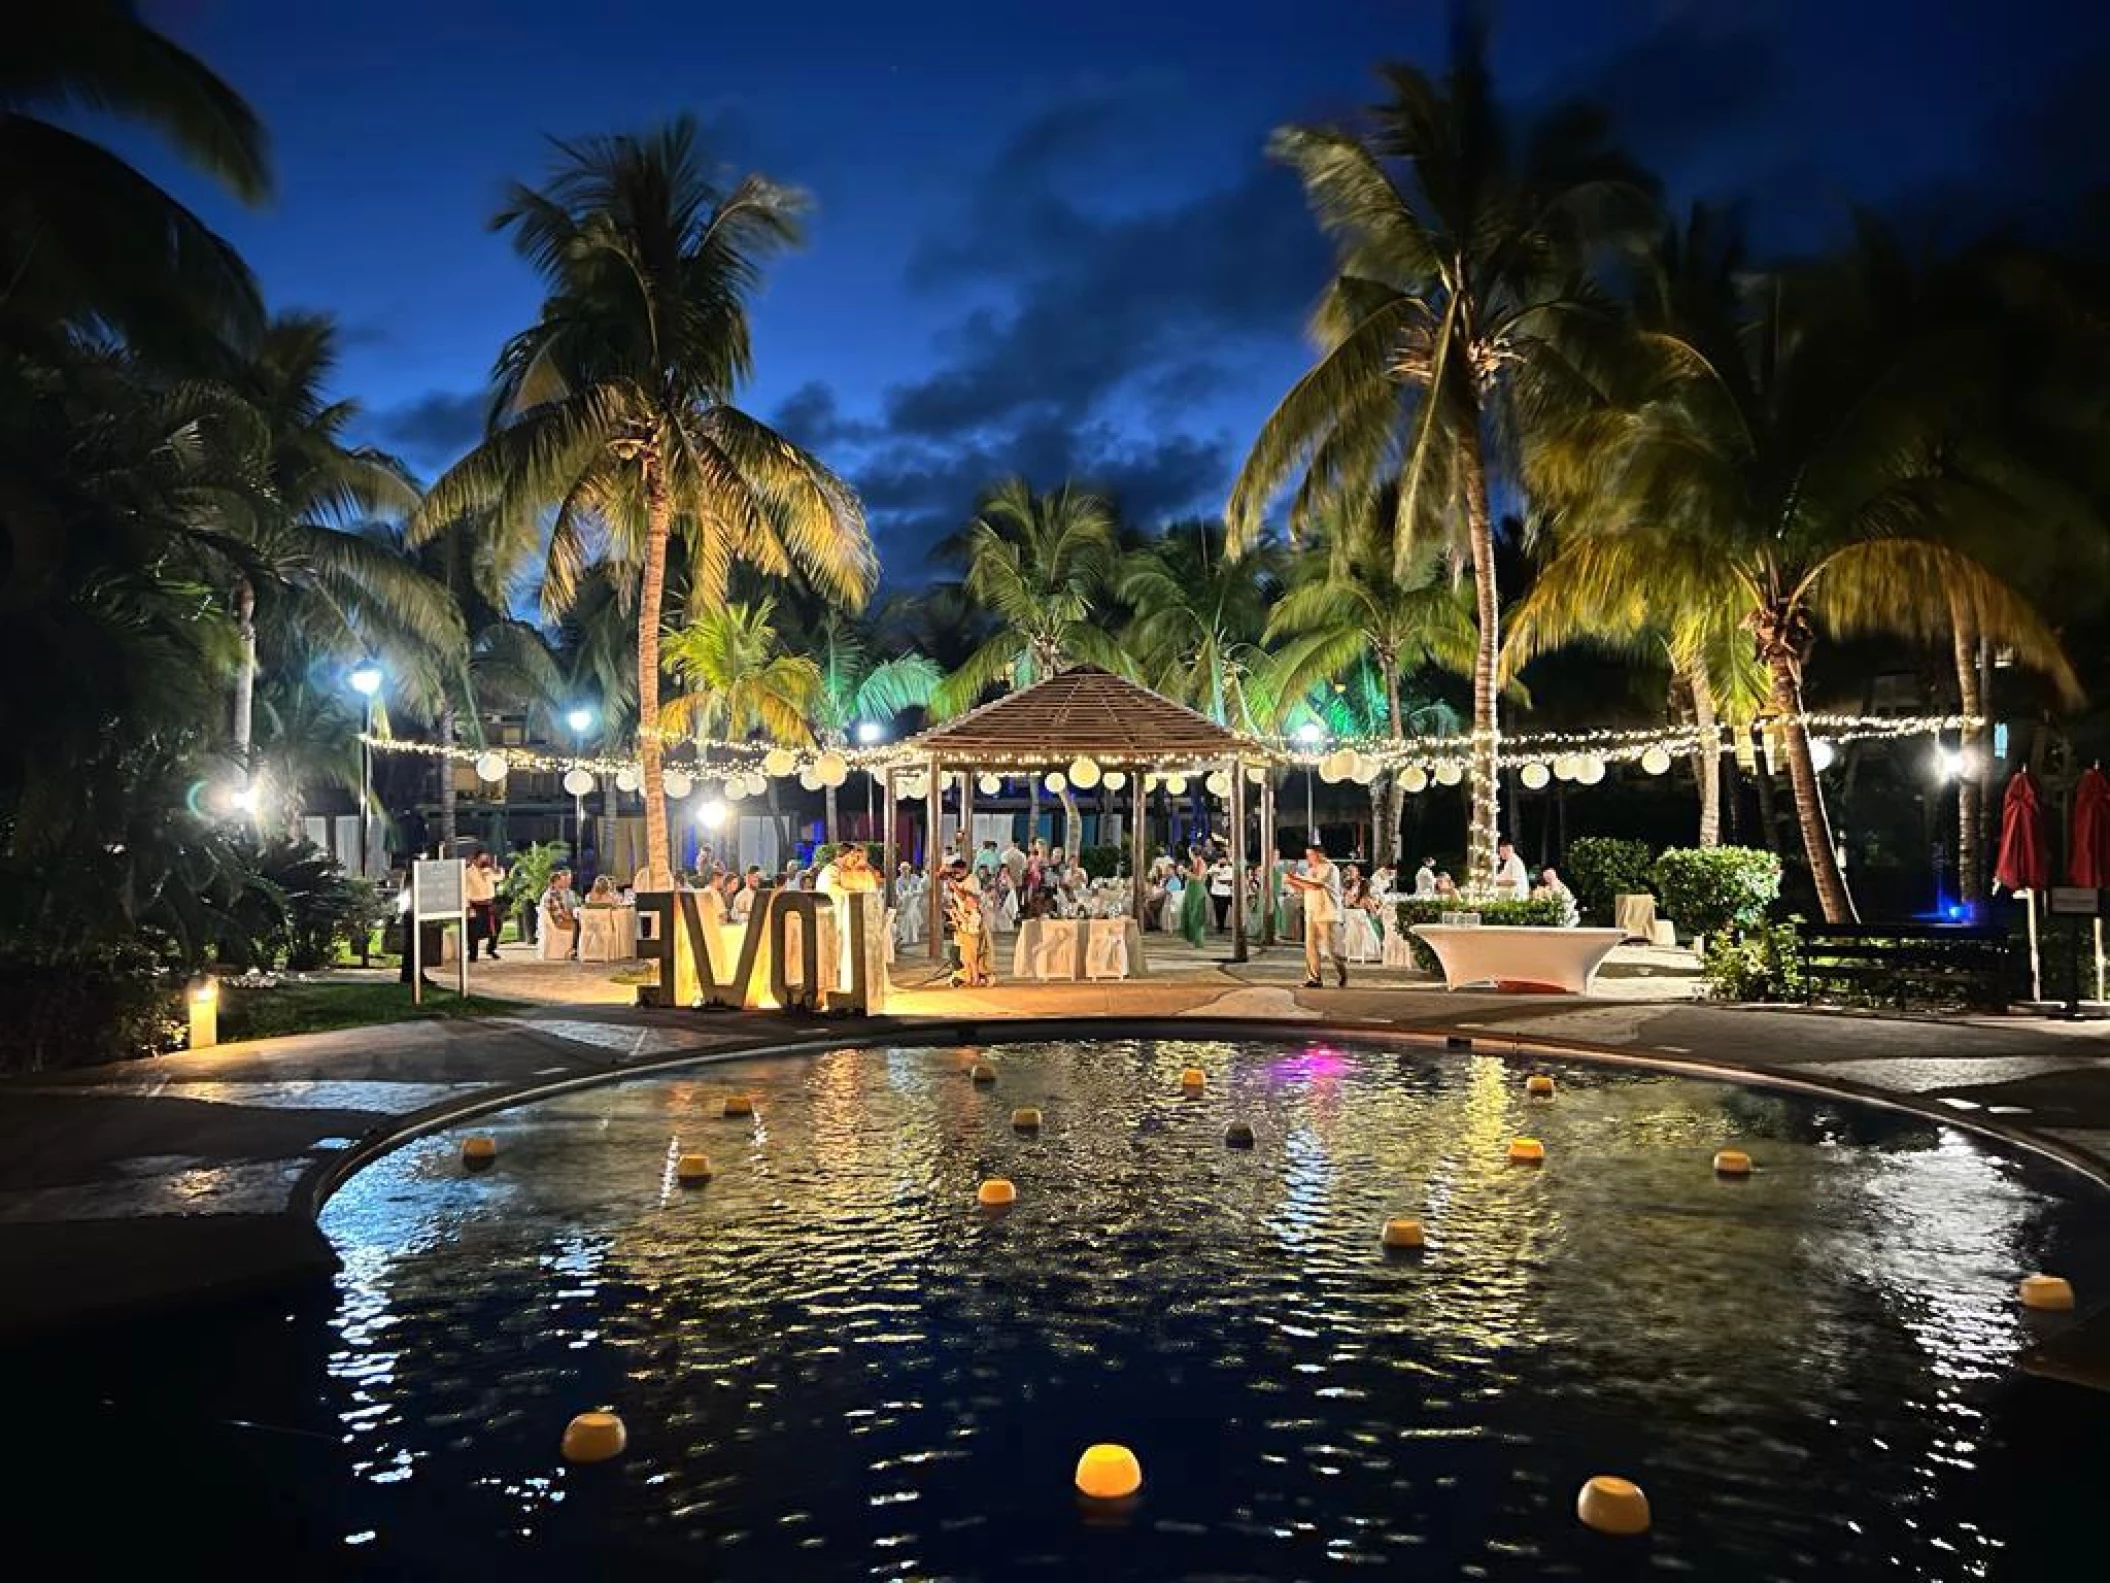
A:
537;901;576;961
577;908;622;963
1084;919;1129;980
1026;921;1079;980
1343;910;1383;964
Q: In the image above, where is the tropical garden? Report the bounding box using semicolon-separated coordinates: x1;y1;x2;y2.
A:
6;8;2106;1067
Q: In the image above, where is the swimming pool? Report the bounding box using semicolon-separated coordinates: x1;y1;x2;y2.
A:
17;1035;2107;1577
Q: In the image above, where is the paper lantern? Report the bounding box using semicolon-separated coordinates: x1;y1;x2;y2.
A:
1043;770;1066;794
978;773;1002;795
814;750;849;789
798;766;822;792
1317;751;1347;785
1245;764;1266;784
1519;762;1551;790
1401;765;1429;794
1205;770;1231;798
1576;755;1606;785
1434;761;1464;787
1809;738;1837;772
1068;757;1101;789
1164;774;1189;796
1552;755;1578;781
1103;771;1127;792
762;747;796;777
1143;773;1161;791
562;768;594;797
721;777;745;804
1350;752;1380;786
1640;745;1673;776
473;751;507;783
662;769;693;800
614;765;640;793
745;771;770;798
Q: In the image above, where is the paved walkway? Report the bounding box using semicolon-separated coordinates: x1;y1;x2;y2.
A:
4;942;2108;1370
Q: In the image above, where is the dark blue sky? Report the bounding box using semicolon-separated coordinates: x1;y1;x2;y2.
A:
137;0;2110;578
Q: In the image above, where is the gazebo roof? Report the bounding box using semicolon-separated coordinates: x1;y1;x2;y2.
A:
903;666;1258;763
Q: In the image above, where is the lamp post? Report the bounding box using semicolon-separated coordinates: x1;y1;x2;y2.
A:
857;720;885;841
567;705;594;870
349;661;383;878
1296;721;1324;841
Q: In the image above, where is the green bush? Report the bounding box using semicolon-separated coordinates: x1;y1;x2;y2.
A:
1653;845;1780;939
502;840;571;932
1392;895;1568;972
1700;919;1806;1002
0;943;183;1074
1078;844;1125;880
1562;836;1656;922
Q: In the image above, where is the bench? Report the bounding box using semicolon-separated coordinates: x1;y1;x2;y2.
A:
1796;923;2012;1011
1410;925;1626;995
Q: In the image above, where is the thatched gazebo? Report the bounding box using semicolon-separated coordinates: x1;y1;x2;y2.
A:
882;666;1273;962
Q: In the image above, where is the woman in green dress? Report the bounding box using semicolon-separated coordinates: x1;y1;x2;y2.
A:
1180;844;1209;948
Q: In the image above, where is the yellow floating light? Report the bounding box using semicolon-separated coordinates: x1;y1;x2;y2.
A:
1074;1443;1143;1499
977;1177;1017;1207
1012;1106;1042;1131
1525;1074;1555;1097
1576;1474;1650;1535
1382;1217;1425;1250
461;1135;497;1166
675;1152;713;1184
1508;1137;1546;1165
1179;1066;1206;1092
2020;1274;2076;1311
722;1094;755;1118
970;1063;998;1084
1713;1148;1753;1176
1224;1121;1255;1149
561;1410;627;1464
187;979;218;1051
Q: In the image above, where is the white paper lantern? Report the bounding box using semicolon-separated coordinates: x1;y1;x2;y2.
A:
814;749;849;789
1552;755;1579;782
474;751;508;783
1205;770;1232;798
1350;752;1380;786
1245;764;1266;784
1640;745;1674;776
747;771;770;798
1144;773;1161;792
1066;756;1099;789
798;766;822;792
1434;760;1464;787
1519;762;1552;790
1401;765;1429;794
562;767;594;797
614;765;640;793
763;747;796;777
1575;755;1606;785
721;777;746;804
978;773;1002;795
663;769;693;800
1317;750;1347;785
1044;770;1068;794
1809;738;1837;772
1164;774;1189;796
1103;771;1128;792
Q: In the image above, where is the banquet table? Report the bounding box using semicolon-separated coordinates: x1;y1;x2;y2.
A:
1011;917;1149;981
577;905;639;962
1409;924;1624;994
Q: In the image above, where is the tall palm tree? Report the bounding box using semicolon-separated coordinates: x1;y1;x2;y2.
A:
1228;24;1656;887
803;611;940;842
933;479;1129;716
1517;241;2081;922
1264;501;1480;862
1118;518;1284;732
3;3;269;357
417;117;875;887
662;598;823;852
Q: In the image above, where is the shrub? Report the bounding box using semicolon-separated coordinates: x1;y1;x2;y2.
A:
1392;895;1568;972
1562;837;1656;922
1653;845;1780;940
0;943;183;1074
1700;919;1806;1002
502;840;571;932
1078;844;1125;880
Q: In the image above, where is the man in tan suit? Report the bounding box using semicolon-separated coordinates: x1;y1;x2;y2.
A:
1285;839;1347;987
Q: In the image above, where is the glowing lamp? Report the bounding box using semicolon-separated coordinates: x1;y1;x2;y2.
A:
475;751;508;783
722;1094;754;1118
1074;1443;1142;1499
1577;1475;1650;1535
1163;774;1188;796
1011;1107;1042;1131
1713;1148;1753;1177
561;1411;627;1463
977;1177;1016;1207
1044;771;1067;794
186;978;218;1050
1525;1074;1555;1098
798;766;823;792
348;662;382;698
461;1135;498;1166
978;773;1002;795
855;720;885;745
1640;745;1673;775
1381;1217;1425;1250
1507;1137;1546;1165
1519;762;1551;790
814;750;849;788
697;799;727;829
1069;757;1101;789
763;747;796;777
2020;1274;2075;1312
970;1062;998;1084
1103;771;1127;791
1294;722;1324;745
1434;761;1464;787
675;1152;713;1184
562;768;594;797
1178;1066;1206;1092
662;770;693;800
1400;766;1429;794
1224;1121;1255;1149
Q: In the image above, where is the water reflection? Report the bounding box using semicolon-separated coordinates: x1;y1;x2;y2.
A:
313;1039;2110;1579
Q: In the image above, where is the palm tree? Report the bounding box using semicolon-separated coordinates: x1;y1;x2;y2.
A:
417;117;875;887
3;3;269;357
1264;502;1480;863
664;600;822;858
1228;24;1656;887
933;479;1130;716
804;611;940;842
1118;519;1283;732
1517;238;2081;922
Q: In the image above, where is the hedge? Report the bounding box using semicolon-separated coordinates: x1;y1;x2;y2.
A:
1652;845;1780;939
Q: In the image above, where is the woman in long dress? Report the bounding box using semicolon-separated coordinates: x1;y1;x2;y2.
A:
1180;844;1209;947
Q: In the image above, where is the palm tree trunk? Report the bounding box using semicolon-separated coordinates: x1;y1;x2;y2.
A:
1462;426;1501;888
232;576;257;769
637;448;673;889
1951;606;1985;920
825;782;840;847
1028;776;1042;847
1381;663;1406;866
1768;653;1857;924
601;776;619;878
1690;665;1721;849
437;701;458;847
1058;786;1080;854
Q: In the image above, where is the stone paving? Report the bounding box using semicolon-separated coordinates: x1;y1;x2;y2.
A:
4;938;2108;1358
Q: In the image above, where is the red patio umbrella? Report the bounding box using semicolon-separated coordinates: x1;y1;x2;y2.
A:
2069;765;2109;1001
1994;769;2049;1002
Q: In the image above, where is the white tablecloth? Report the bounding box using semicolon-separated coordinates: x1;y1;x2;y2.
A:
1409;925;1625;994
577;906;639;962
1011;917;1148;981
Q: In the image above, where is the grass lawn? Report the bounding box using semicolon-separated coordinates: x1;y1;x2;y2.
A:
218;980;524;1042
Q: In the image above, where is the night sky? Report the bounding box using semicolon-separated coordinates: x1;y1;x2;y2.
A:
129;0;2110;581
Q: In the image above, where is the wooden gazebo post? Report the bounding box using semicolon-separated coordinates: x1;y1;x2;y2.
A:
1228;757;1248;963
925;755;943;960
882;766;898;908
1259;770;1276;947
1130;766;1146;927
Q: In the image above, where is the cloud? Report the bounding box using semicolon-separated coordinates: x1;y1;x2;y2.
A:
1566;13;1784;147
369;387;487;472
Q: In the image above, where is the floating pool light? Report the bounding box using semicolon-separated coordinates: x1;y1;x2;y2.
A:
1577;1474;1650;1535
461;1135;497;1167
722;1094;754;1118
2020;1274;2076;1312
675;1152;713;1184
1179;1067;1206;1092
1075;1443;1143;1499
1012;1107;1042;1131
561;1411;627;1464
1713;1148;1754;1177
1526;1074;1555;1098
977;1177;1016;1207
1508;1137;1546;1165
1224;1122;1255;1149
970;1063;998;1084
1382;1217;1425;1250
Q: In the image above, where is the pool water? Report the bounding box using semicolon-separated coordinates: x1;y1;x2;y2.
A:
19;1037;2110;1579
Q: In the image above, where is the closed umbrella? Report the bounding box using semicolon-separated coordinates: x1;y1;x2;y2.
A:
1994;769;2050;1002
2069;765;2109;1001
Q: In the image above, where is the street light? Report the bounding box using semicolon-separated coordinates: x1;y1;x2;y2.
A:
856;720;885;841
1295;721;1325;839
348;662;383;877
566;705;595;868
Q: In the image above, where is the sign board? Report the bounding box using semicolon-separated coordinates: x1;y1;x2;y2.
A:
2049;886;2103;918
410;858;469;1003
